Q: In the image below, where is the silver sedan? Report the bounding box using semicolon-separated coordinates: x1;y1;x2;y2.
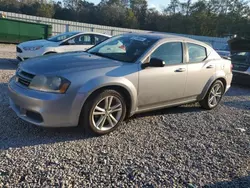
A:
8;33;233;135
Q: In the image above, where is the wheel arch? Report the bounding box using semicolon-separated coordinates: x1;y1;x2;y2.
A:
78;78;137;121
199;76;227;101
43;51;57;55
86;85;133;118
216;77;227;90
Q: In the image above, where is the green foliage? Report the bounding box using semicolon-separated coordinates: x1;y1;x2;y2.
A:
0;0;250;37
36;3;54;17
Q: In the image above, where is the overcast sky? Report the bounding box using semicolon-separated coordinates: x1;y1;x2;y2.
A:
57;0;193;11
78;0;173;11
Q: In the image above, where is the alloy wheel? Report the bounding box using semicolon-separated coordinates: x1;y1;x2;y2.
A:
208;83;223;107
91;96;123;131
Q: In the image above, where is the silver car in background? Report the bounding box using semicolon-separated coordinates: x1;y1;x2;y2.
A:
8;33;233;135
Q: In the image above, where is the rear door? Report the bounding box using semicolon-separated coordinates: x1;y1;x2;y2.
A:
184;43;216;97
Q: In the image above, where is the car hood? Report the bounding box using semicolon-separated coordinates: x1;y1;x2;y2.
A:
18;39;57;47
19;52;123;75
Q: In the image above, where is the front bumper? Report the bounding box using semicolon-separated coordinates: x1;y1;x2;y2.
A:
16;49;44;61
8;78;85;127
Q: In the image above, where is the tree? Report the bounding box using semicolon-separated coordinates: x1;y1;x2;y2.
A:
63;0;81;10
36;3;54;17
124;9;138;28
130;0;148;28
165;0;181;15
180;0;192;16
1;0;250;38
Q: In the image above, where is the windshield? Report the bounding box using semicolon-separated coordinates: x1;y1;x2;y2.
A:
87;35;158;63
47;32;78;42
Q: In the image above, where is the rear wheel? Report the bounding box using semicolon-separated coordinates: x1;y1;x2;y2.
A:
199;80;224;110
80;90;126;135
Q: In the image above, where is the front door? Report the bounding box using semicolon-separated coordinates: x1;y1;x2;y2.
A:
58;34;94;53
138;42;188;108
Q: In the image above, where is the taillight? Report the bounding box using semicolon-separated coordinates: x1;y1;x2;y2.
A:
230;64;233;72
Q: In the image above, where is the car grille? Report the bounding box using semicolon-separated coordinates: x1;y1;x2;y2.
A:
16;47;22;53
16;70;35;87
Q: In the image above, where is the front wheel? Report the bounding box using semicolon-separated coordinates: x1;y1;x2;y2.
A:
80;90;127;135
199;80;224;110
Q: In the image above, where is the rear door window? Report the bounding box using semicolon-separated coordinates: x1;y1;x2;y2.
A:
187;43;207;63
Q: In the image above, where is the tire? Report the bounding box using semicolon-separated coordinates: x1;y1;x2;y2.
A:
80;90;127;135
199;80;225;110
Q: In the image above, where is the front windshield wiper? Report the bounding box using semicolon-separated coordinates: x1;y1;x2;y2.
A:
88;51;132;63
89;52;109;58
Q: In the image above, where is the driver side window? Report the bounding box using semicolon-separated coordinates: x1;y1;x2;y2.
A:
151;42;183;65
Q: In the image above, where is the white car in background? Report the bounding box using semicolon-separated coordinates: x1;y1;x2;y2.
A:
16;31;111;61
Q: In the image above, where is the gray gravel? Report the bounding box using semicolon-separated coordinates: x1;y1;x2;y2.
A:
0;46;249;187
0;44;16;64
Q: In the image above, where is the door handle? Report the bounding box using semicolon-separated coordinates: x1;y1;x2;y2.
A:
175;68;186;72
206;65;214;69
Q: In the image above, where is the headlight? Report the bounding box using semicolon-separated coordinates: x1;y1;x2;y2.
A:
23;46;43;51
29;75;70;93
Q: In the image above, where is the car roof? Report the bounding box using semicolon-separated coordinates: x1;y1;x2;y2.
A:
76;31;111;37
123;32;209;46
64;31;82;35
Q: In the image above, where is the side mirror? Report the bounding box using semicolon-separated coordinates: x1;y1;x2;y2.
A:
149;58;165;67
141;58;165;69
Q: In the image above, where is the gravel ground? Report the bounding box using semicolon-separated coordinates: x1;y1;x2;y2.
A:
0;44;249;187
0;44;16;61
